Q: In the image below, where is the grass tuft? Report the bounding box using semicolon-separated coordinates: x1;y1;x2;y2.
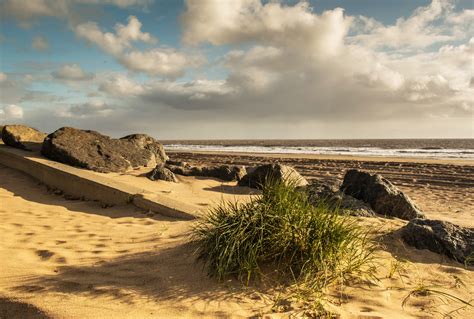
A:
193;177;375;291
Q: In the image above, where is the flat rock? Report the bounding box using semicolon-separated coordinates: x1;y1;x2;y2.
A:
147;164;178;182
401;218;474;263
238;163;308;189
340;169;424;220
41;127;162;173
1;125;46;151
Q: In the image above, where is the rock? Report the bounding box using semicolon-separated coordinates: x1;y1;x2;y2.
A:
340;169;424;220
120;134;168;163
201;165;247;181
41;127;158;173
401;218;474;263
166;164;190;176
147;164;178;182
165;162;246;181
238;163;308;189
1;125;46;151
304;181;375;217
0;125;3;139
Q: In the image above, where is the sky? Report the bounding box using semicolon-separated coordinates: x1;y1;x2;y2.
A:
0;0;473;139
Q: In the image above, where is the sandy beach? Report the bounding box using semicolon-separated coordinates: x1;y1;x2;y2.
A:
167;151;474;227
1;148;473;318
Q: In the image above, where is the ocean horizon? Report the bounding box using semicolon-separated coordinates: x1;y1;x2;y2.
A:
162;138;474;159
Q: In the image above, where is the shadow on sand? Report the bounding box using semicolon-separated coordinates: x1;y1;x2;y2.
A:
0;164;178;222
12;241;255;316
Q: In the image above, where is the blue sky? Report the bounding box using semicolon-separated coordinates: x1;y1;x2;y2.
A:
0;0;472;138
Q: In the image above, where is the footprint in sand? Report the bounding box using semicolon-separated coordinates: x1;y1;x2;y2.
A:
36;249;55;260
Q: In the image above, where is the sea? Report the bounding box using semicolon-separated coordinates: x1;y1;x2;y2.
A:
162;139;474;160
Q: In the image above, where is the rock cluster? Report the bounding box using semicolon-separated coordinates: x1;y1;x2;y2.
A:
41;127;166;173
1;125;46;151
164;161;246;182
340;169;424;220
401;218;474;263
238;163;308;189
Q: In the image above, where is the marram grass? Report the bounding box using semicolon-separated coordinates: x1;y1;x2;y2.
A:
193;178;375;291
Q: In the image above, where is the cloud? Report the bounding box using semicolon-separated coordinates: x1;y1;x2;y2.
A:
182;0;351;58
52;64;94;81
118;49;204;77
32;36;49;51
75;16;202;78
1;104;24;120
57;101;113;118
0;0;153;26
75;15;156;55
350;0;470;49
99;74;145;95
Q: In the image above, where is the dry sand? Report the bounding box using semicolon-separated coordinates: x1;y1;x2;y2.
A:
1;151;473;318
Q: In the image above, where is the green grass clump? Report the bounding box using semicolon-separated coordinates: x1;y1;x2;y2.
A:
193;178;375;290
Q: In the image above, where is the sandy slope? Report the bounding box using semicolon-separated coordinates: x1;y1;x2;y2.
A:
1;163;473;318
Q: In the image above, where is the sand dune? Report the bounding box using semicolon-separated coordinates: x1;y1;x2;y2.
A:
1;161;473;318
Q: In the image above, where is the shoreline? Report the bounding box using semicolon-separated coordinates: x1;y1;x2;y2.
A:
166;150;474;166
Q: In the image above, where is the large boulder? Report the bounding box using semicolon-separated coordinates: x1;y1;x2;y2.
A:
340;169;424;220
238;163;308;189
41;127;160;173
147;164;178;182
0;125;3;139
165;161;246;182
120;134;168;163
304;181;375;217
401;219;474;263
1;125;46;151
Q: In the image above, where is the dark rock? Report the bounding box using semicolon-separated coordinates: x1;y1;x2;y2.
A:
304;180;375;217
401;218;474;263
340;169;424;220
166;163;246;182
0;125;3;139
166;164;190;176
41;127;158;173
147;164;178;182
202;165;247;181
120;134;168;163
166;160;187;167
1;125;46;151
238;163;308;189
